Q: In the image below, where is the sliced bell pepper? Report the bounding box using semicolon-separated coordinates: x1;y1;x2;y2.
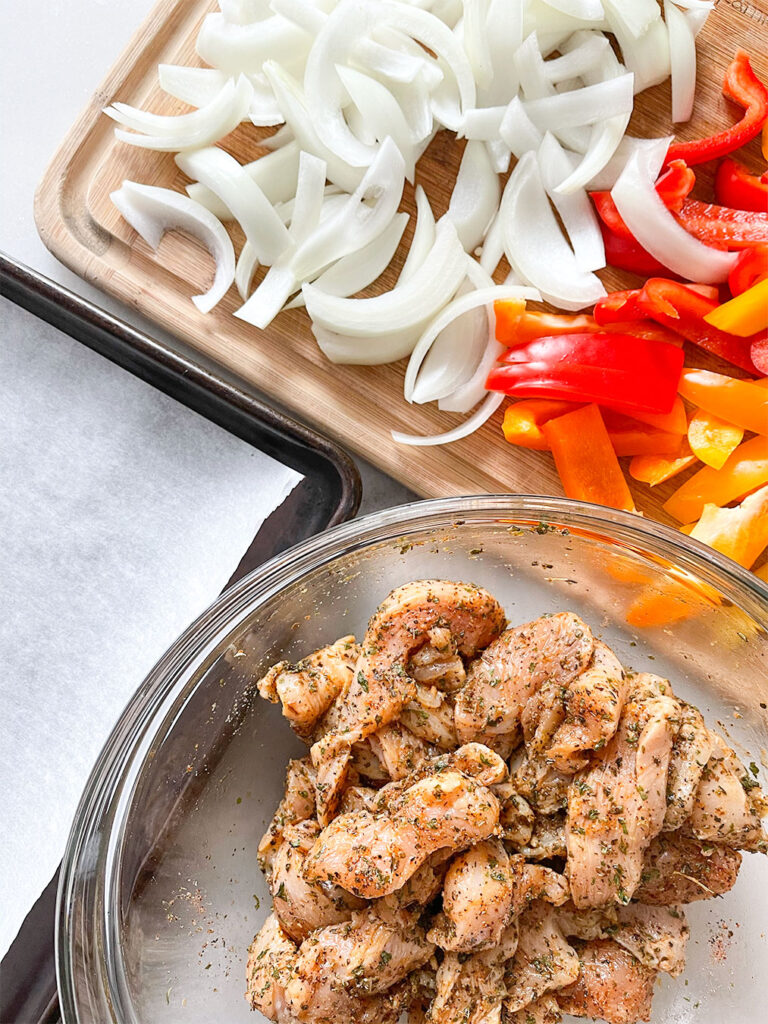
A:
501;399;578;450
665;51;768;167
703;278;768;337
591;159;696;239
755;560;768;581
629;394;688;434
678;368;768;436
601;413;685;457
625;581;716;629
596;278;761;374
753;336;768;374
599;220;673;277
715;157;768;213
688;485;768;569
674;199;768;251
494;308;597;345
728;244;768;295
663;434;768;522
629;446;699;486
687;408;745;470
541;404;636;512
487;333;684;417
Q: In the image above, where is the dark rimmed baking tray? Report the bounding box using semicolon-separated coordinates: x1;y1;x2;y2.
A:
0;253;362;1024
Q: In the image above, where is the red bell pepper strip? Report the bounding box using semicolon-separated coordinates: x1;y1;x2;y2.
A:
715;157;768;213
486;333;684;416
495;304;683;347
728;244;768;295
665;51;768;167
594;279;761;374
591;159;696;241
599;219;673;277
674;199;768;250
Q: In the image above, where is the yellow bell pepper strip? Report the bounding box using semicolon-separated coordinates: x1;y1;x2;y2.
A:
663;434;768;522
703;278;768;338
542;404;636;512
501;400;577;450
688;485;768;569
678;368;768;435
629;445;699;486
687;409;745;470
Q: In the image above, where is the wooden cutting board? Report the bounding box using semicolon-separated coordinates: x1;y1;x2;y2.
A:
35;0;767;523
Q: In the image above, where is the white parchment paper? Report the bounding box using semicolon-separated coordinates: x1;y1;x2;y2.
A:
0;298;301;957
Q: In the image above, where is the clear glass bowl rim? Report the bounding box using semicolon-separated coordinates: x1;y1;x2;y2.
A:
55;494;768;1024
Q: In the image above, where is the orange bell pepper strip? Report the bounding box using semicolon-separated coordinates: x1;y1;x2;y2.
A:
688;485;768;569
629;395;688;435
687;409;745;470
629;445;699;486
601;410;685;457
678;368;768;435
663;434;768;522
501;400;578;450
542;404;636;512
495;307;684;348
625;581;716;629
755;560;768;581
703;278;768;337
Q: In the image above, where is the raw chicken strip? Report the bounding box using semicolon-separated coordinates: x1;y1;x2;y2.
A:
427;838;515;952
634;832;742;904
366;721;435;780
493;781;535;845
311;580;505;824
271;821;363;942
504;901;580;1013
258;636;359;739
566;674;681;908
514;752;571;816
556;940;656;1024
283;907;433;1023
511;861;571;914
505;994;562;1023
245;912;297;1020
409;627;466;692
455;612;594;753
519;814;567;861
401;684;459;750
306;769;500;898
258;758;317;872
374;744;508;814
427;925;519;1024
688;732;768;851
663;702;713;831
546;642;628;773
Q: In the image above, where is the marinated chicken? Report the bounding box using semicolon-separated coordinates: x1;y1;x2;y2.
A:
246;582;767;1024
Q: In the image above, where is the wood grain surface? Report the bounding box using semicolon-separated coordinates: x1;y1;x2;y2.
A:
34;0;768;521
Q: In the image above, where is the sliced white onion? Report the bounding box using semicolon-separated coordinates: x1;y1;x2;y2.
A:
439;335;505;413
345;102;378;146
262;60;364;191
288;150;327;243
221;0;272;23
665;1;696;124
499;96;543;157
269;0;328;35
514;32;553;100
261;122;295;150
538;133;605;272
247;72;286;126
479;210;504;276
480;0;523;106
542;32;610;83
106;76;253;152
461;106;505;141
525;2;608;45
313;322;423;364
235;241;259;300
486;138;512;174
602;0;659;39
336;65;418;177
372;26;446;91
684;8;711;36
289;211;408;305
611;139;738;283
603;2;670;92
157;65;231;107
406;283;531;405
399;185;436;284
447;140;500;251
353;37;432;85
391;391;504;446
539;0;605;22
553;113;630;194
175;146;290;264
110;181;235;313
462;0;494;90
303;217;466;337
196;11;311;74
523;73;634;131
186;140;301;218
500;150;606;310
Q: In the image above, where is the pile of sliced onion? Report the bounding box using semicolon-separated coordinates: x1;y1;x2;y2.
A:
106;0;714;446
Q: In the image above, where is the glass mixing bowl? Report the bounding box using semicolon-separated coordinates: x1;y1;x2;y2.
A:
57;496;768;1024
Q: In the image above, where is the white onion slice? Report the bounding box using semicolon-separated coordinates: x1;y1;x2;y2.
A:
236;241;259;300
447;140;500;251
538;133;605;272
353;37;432;85
157;65;231;107
406;284;531;405
221;0;272;23
487;139;512;174
262;61;364;191
336;65;418;177
611;140;738;283
479;211;504;276
313;322;423;364
684;8;711;36
288;150;327;243
499;96;543;157
514;32;553;100
462;0;494;90
186;141;301;218
539;0;605;22
461;106;505;141
196;11;311;74
175;146;290;264
261;123;295;150
439;335;505;412
399;185;436;284
269;0;328;35
480;0;523;105
303;217;466;337
106;76;253;152
392;391;504;446
289;211;408;305
247;72;285;126
602;0;659;39
110;182;235;313
542;33;609;82
603;2;670;92
500;151;606;310
665;1;696;124
553;113;630;194
523;73;634;131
